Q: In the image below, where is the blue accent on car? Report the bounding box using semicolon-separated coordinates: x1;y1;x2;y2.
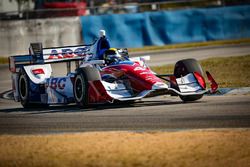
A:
116;60;134;65
96;37;110;59
28;81;44;103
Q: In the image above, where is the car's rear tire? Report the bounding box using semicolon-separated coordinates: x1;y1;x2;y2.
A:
174;59;204;102
18;69;49;108
18;69;30;108
74;69;89;108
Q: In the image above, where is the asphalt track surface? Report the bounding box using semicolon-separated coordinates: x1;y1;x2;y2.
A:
0;44;250;134
0;95;250;134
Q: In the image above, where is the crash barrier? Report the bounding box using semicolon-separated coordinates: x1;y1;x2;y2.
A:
1;5;250;57
0;17;81;57
80;5;250;48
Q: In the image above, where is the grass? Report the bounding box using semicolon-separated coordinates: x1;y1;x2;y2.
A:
128;38;250;53
0;57;8;64
139;0;228;12
0;129;249;167
151;55;250;88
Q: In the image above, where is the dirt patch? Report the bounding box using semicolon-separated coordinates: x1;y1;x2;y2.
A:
0;129;250;167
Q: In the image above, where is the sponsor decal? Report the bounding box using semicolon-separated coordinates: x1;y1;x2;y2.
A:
47;47;90;59
134;66;145;71
140;71;152;75
46;78;66;90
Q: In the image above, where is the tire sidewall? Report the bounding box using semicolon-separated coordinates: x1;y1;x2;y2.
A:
74;74;84;102
174;59;203;78
18;70;29;107
180;94;203;102
74;70;88;107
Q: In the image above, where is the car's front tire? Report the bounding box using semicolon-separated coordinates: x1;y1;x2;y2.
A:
179;94;203;102
174;59;204;102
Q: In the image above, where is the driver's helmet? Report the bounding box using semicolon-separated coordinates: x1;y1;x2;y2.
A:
103;48;121;65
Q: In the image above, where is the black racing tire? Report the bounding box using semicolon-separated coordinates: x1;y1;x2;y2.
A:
174;58;203;78
74;68;89;108
18;69;30;108
18;69;49;108
174;59;204;102
179;94;203;102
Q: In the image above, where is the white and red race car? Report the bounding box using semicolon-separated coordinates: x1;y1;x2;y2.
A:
9;30;218;108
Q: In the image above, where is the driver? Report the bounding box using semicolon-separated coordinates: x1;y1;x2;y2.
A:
103;48;122;65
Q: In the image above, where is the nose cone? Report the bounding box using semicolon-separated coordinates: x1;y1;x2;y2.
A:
103;63;166;91
123;64;165;91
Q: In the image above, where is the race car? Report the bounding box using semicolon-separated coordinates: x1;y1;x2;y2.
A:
9;30;218;108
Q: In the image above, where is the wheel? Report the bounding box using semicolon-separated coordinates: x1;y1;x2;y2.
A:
18;69;30;108
74;69;89;108
18;69;48;108
174;59;204;102
179;94;203;102
174;58;203;78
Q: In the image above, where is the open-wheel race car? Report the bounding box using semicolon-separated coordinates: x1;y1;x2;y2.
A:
9;30;218;108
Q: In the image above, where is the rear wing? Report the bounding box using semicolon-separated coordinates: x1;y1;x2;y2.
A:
9;43;92;73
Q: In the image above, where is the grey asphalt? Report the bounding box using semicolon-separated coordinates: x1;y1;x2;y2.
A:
0;44;250;134
0;95;250;134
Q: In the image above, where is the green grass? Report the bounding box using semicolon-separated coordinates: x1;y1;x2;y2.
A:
150;55;250;88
